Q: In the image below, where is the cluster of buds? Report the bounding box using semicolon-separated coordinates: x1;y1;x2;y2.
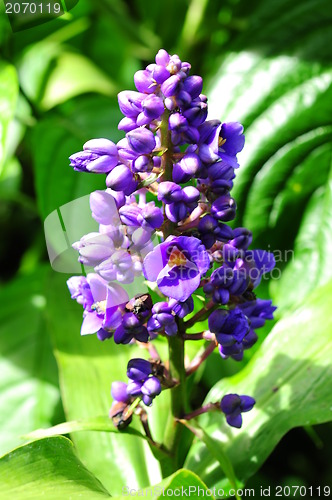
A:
67;49;276;431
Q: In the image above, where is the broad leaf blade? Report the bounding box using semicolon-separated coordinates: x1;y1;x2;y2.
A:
112;468;214;500
0;437;110;499
0;62;18;173
0;269;61;455
25;415;146;441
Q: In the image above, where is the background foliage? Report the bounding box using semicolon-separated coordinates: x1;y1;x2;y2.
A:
0;0;331;497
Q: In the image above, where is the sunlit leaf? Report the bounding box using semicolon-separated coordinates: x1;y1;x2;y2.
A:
0;270;61;455
0;62;18;173
0;437;110;499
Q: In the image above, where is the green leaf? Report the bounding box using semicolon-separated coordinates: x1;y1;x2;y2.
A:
32;95;123;220
0;269;61;455
24;415;146;441
46;271;162;494
0;437;110;499
179;420;240;497
32;118;106;219
270;165;332;311
40;52;116;110
185;279;332;488
0;62;18;173
112;468;214;499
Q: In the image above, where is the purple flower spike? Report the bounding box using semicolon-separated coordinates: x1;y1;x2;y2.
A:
127;128;156;155
220;394;256;428
143;236;210;301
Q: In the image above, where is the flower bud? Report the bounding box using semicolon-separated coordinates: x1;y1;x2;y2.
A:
211;195;237;222
141;376;161;397
118;91;145;117
106;165;138;195
183;75;203;99
111;381;129;403
127;128;156;155
127;358;152;381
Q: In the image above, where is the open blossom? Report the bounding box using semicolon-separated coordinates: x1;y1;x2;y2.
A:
143;236;210;301
67;273;129;340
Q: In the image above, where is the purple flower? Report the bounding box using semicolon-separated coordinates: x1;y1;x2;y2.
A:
67;276;88;305
209;309;250;346
244;249;276;288
138;203;164;230
69;138;118;173
106;164;138;195
198;215;233;249
143;236;210;301
182;76;203;99
211;195;237;222
68;274;129;341
229;227;252;251
137;95;165;126
238;299;276;329
114;312;149;344
89;190;123;227
118;91;145;118
141;377;161;406
127;128;156;155
220;394;255;428
219;122;245;157
158;184;200;223
147;302;178;336
127;358;152;381
203;263;249;304
111;381;130;403
170;296;194;318
73;232;115;266
173;153;201;183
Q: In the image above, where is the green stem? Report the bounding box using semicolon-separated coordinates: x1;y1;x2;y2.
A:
158;110;189;471
162;332;188;466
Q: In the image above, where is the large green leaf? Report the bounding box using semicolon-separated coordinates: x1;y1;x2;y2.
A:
32;120;107;220
0;437;110;499
0;270;61;455
270;167;332;311
0;62;18;173
46;271;163;494
185;279;332;488
112;468;213;500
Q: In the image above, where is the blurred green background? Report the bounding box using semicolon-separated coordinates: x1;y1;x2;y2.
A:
0;0;331;497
